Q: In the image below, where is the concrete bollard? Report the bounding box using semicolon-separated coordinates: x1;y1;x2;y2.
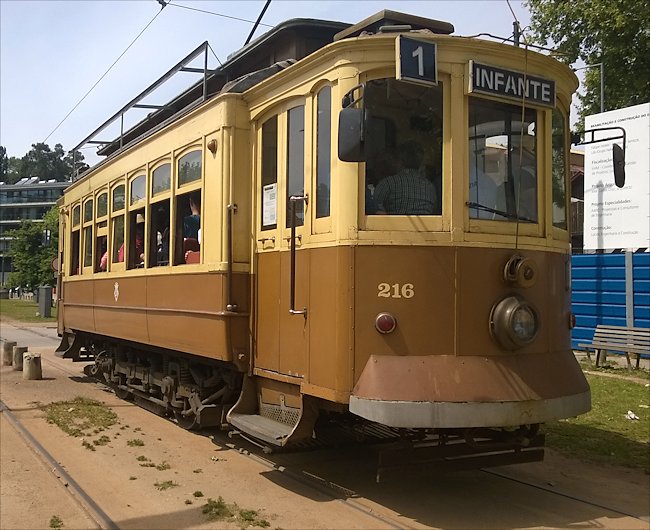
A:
12;346;27;371
2;341;17;366
22;353;42;380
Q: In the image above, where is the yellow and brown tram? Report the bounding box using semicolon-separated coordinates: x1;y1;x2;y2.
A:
57;10;590;467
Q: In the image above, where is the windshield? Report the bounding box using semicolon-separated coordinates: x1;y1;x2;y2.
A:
364;78;443;216
468;98;538;222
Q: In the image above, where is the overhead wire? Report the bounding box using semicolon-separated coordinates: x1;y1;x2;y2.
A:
43;2;168;145
165;1;274;28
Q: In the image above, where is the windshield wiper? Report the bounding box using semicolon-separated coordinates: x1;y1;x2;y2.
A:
466;202;534;223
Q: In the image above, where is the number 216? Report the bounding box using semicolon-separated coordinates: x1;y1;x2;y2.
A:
377;283;414;299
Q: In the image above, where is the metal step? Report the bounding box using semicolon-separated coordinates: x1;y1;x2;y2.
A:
229;413;294;446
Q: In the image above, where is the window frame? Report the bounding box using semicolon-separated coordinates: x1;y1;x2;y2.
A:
173;144;203;266
110;180;126;272
360;69;447;233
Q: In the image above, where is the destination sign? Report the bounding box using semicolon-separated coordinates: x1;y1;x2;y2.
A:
468;61;556;108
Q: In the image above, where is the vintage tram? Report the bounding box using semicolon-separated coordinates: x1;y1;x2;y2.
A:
57;10;591;467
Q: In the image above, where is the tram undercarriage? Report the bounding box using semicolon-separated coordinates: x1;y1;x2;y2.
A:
57;330;546;474
56;331;242;430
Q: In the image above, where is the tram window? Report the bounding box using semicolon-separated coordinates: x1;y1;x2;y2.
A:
261;116;278;230
286;105;305;227
468;99;537;222
72;205;81;227
127;209;145;269
112;215;125;264
316;87;331;218
152;163;171;195
552;109;568;230
97;193;108;218
178;151;201;186
95;223;108;273
70;230;80;275
83;200;93;223
113;185;125;211
83;226;93;268
130;175;145;205
150;200;170;267
364;78;442;216
174;191;201;265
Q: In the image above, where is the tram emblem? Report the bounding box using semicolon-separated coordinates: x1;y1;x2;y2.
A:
114;282;120;302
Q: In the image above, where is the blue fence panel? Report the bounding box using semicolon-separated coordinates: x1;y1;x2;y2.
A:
571;253;650;352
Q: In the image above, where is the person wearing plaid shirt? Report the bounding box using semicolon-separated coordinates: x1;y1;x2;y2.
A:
373;141;437;215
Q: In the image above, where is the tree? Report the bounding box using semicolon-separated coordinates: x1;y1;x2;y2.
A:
7;206;59;289
526;0;650;126
0;143;88;184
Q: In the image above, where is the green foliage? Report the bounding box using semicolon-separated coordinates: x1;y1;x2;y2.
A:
154;480;179;491
0;143;87;184
545;373;650;471
44;397;118;437
526;0;650;127
127;439;145;447
0;299;57;322
49;515;63;529
6;205;59;289
202;497;270;528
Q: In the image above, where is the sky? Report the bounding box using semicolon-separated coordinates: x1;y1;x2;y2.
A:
1;0;539;163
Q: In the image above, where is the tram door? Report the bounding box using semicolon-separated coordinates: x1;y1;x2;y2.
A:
254;107;310;379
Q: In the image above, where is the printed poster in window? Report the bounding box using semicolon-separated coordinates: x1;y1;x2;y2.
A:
263;183;277;227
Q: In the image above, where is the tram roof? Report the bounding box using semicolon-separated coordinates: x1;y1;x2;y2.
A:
76;11;454;169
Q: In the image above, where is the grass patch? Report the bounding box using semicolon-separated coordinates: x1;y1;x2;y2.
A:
193;490;204;498
154;480;179;491
202;497;270;528
185;499;193;505
155;461;171;471
93;435;111;446
44;397;117;437
129;476;137;480
545;372;650;472
127;439;145;447
192;468;203;474
579;359;650;381
49;515;63;529
139;462;156;468
0;298;57;323
136;455;149;462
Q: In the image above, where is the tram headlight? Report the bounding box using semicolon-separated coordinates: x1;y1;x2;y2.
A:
489;295;539;350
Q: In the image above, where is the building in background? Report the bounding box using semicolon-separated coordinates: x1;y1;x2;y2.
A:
0;177;69;285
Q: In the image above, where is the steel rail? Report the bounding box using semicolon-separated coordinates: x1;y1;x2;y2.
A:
0;400;118;530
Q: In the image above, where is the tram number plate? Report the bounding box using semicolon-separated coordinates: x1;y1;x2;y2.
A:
378;283;414;299
396;35;437;86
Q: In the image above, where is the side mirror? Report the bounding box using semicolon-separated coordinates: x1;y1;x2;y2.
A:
338;107;365;162
612;143;625;188
572;126;626;189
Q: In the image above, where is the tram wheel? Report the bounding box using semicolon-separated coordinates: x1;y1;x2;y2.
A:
174;409;198;430
114;385;132;401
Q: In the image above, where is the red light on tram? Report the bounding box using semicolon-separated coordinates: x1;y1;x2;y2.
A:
375;312;397;334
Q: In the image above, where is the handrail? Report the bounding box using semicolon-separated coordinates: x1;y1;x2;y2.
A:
289;194;308;317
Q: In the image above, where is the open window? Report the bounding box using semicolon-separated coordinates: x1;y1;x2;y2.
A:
95;191;108;272
127;208;145;269
552;108;568;230
174;148;202;265
174;190;201;265
127;171;146;269
150;199;170;267
111;183;125;268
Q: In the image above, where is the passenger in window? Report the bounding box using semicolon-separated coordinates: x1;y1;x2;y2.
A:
366;149;400;215
118;223;144;265
155;206;170;265
100;251;108;271
183;192;201;263
373;141;437;215
183;192;201;239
